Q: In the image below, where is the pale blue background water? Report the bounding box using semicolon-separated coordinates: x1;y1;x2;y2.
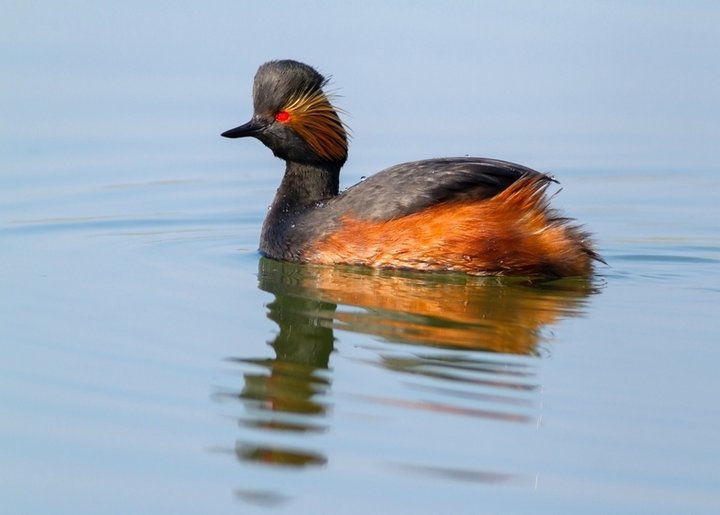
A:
2;2;719;514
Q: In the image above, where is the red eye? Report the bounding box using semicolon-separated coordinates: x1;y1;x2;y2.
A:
275;111;290;123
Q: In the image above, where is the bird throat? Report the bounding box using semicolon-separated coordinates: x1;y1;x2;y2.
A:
266;161;340;221
259;161;340;257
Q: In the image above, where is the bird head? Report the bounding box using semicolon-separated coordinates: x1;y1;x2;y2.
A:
222;60;348;166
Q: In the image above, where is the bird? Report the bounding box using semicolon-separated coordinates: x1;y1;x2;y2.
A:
222;59;603;277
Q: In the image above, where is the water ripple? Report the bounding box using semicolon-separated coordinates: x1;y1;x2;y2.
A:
614;253;719;264
1;213;249;237
388;462;529;486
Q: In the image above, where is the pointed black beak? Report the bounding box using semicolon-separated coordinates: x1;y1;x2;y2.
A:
221;117;266;139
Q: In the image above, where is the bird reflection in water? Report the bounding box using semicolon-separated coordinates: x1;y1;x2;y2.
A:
218;257;598;482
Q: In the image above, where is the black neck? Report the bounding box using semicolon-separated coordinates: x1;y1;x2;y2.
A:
274;161;341;210
260;161;341;258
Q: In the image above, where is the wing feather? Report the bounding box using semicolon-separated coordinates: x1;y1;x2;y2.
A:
331;157;553;221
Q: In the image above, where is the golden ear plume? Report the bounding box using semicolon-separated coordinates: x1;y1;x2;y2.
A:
282;89;349;162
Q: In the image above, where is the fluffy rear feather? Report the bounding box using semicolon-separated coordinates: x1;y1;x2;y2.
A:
303;175;602;277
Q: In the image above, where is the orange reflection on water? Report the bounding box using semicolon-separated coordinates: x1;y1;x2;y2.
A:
259;258;597;354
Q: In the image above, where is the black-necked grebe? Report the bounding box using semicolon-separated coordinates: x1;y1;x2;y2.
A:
222;59;602;277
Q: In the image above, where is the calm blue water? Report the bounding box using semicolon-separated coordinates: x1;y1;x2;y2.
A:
2;2;719;514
